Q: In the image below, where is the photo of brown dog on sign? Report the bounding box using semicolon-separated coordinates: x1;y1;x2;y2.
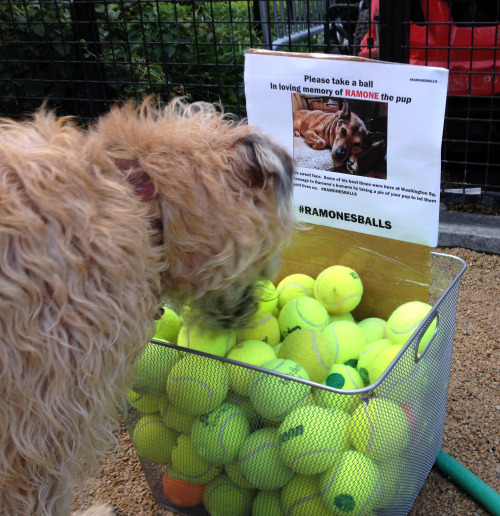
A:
292;95;387;179
293;99;368;173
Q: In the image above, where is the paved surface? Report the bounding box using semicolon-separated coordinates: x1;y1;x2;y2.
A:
438;204;500;254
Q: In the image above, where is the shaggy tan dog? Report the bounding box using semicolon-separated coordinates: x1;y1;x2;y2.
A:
0;99;295;515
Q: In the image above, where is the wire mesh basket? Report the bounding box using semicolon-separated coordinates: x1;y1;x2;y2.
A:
124;251;466;516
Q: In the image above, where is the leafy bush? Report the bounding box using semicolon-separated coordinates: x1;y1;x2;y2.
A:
0;1;258;116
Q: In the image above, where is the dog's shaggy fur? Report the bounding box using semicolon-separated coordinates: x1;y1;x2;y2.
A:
0;99;296;515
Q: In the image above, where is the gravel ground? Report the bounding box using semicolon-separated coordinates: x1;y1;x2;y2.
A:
72;247;499;516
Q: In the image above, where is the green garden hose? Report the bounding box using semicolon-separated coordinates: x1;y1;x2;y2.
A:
434;449;500;516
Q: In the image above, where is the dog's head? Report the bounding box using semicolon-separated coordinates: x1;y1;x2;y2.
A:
101;99;296;329
329;100;368;165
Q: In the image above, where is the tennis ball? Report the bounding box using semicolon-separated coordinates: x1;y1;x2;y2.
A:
203;474;255;516
154;306;181;343
236;309;280;347
278;405;350;475
166;354;229;415
127;389;167;414
281;474;333;516
224;393;259;429
319;450;381;515
329;312;355;324
132;414;178;464
349;398;410;462
225;340;277;396
249;358;311;423
313;364;363;413
161;402;196;434
386;301;436;354
162;466;205;507
366;344;403;385
314;265;363;315
177;324;236;357
278;296;329;338
255;278;279;313
358;317;387;343
356;339;393;385
278;328;334;383
252;490;282;516
238;427;293;490
224;460;254;489
132;341;179;395
277;273;316;309
171;434;220;484
376;460;406;509
191;402;250;465
322;321;367;368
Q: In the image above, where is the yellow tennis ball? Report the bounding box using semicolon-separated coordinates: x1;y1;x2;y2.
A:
171;434;220;485
203;474;255;516
255;278;279;313
225;340;277;396
249;358;311;423
224;393;259;429
127;389;167;414
191;402;251;465
177;324;236;357
357;317;387;342
314;265;363;315
160;402;196;434
281;474;333;516
313;364;363;413
166;354;229;415
356;339;393;385
377;460;407;508
238;427;293;490
319;450;381;515
277;273;316;309
278;328;334;383
225;460;254;489
132;414;178;464
132;341;179;395
366;344;403;385
386;301;436;354
322;321;367;368
252;490;282;516
154;306;181;343
278;405;350;475
278;296;329;338
330;312;356;324
349;398;410;462
236;309;280;347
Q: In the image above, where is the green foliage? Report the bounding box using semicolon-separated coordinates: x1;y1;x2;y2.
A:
0;1;323;116
0;1;258;116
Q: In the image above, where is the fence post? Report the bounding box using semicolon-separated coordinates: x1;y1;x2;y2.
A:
378;0;410;63
70;0;108;117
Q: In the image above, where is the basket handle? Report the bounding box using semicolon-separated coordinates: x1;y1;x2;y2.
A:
414;309;439;363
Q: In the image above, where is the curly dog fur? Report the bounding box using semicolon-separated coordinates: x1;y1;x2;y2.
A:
0;99;296;515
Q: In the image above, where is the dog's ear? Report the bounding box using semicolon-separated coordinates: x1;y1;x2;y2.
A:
340;100;351;120
233;132;294;219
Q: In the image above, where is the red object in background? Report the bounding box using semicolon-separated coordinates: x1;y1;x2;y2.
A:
358;0;500;96
401;402;417;435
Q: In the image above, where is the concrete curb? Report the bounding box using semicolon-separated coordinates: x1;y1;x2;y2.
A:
438;205;500;254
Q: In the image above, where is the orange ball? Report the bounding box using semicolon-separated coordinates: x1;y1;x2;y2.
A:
162;467;205;507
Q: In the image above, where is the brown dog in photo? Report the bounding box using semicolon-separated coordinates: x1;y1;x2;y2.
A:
0;98;296;516
293;100;368;173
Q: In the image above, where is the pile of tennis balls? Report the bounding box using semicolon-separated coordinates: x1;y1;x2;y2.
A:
128;264;436;515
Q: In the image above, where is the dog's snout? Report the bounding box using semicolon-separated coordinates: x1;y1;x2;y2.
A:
334;147;347;161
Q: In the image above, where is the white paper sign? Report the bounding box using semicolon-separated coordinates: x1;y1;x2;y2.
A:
244;50;449;246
